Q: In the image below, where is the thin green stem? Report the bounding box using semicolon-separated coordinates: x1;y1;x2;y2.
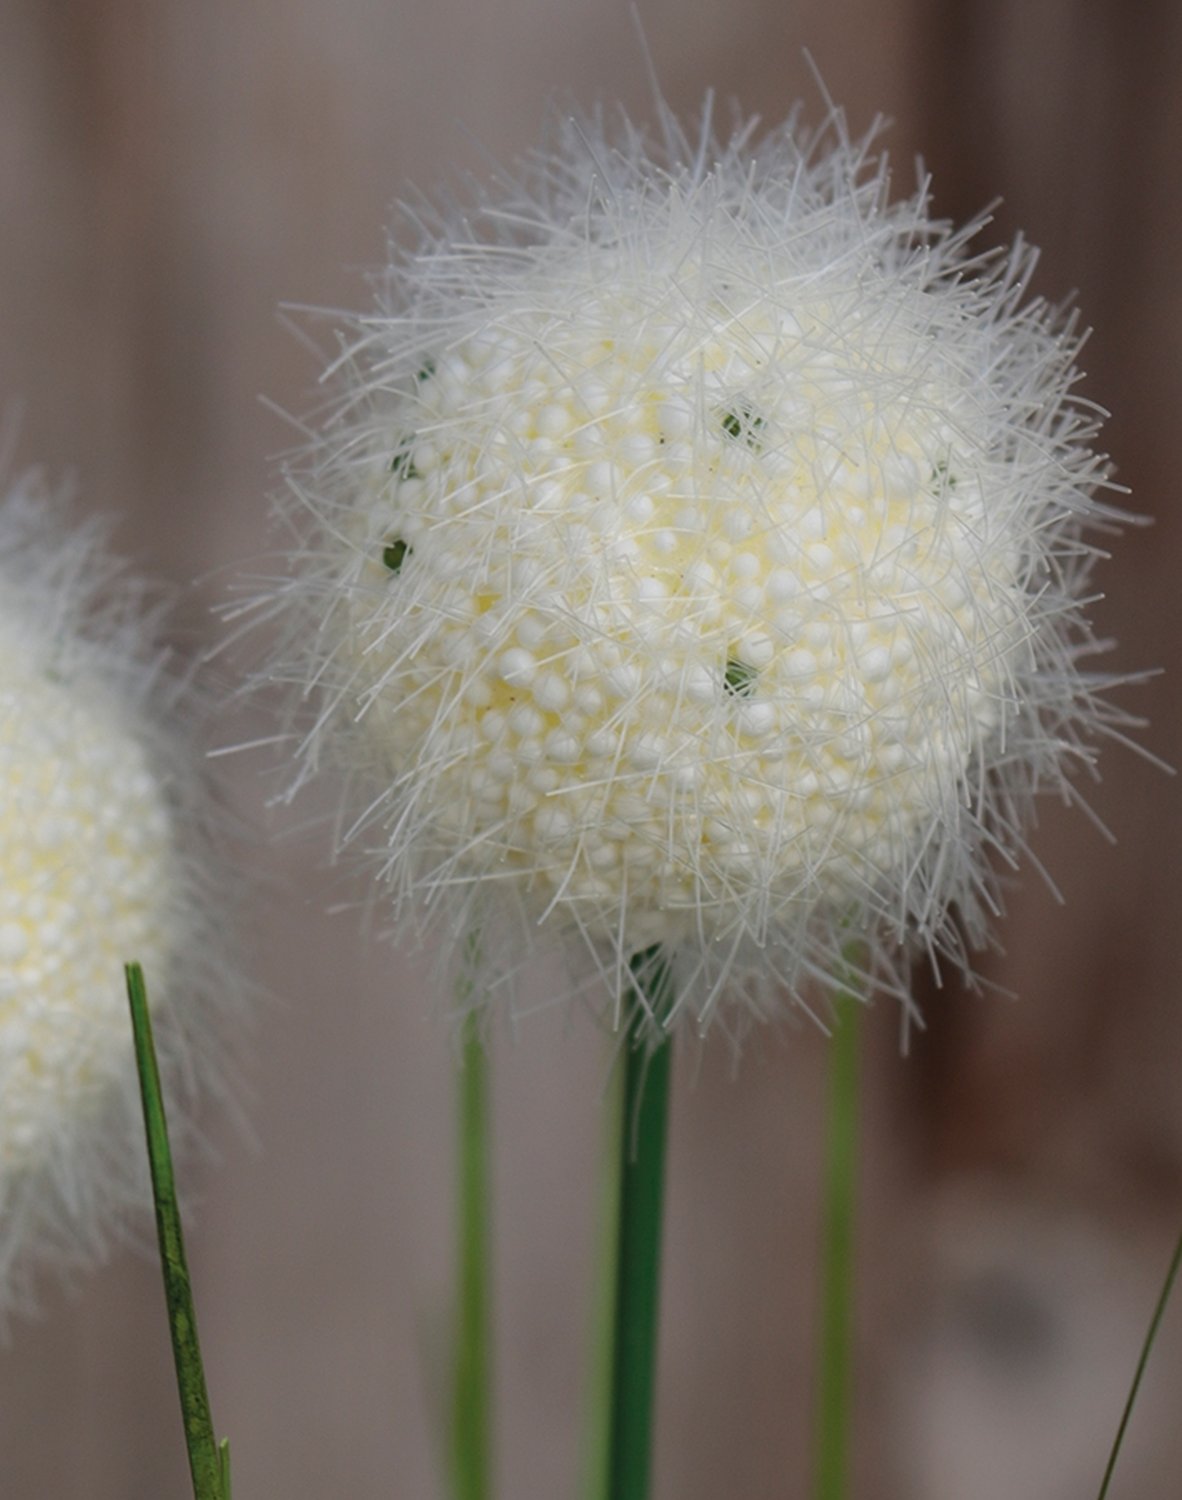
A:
581;1051;625;1500
125;962;228;1500
451;1004;492;1500
813;965;863;1500
604;948;675;1500
1096;1223;1182;1500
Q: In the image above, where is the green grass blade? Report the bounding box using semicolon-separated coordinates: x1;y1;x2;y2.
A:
1096;1223;1182;1500
125;962;226;1500
604;948;675;1500
813;963;863;1500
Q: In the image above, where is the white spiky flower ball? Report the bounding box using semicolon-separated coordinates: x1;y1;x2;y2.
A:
0;469;228;1320
270;100;1127;1035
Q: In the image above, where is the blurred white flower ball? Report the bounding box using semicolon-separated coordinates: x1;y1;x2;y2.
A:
271;101;1127;1032
0;470;228;1319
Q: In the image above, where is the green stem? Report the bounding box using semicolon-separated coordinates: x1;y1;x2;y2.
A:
125;962;228;1500
604;948;675;1500
581;1049;626;1500
1096;1222;1182;1500
813;966;862;1500
218;1439;232;1500
451;1006;492;1500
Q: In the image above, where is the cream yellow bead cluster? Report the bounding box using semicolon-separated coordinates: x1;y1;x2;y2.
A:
0;474;223;1318
346;271;1020;956
282;104;1120;1024
0;644;173;1171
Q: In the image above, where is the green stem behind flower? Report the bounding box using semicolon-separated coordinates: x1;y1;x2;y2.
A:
125;962;229;1500
218;1441;232;1500
1096;1223;1182;1500
582;1053;625;1500
813;963;863;1500
451;989;493;1500
603;948;675;1500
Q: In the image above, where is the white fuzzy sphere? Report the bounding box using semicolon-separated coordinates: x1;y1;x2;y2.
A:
0;473;227;1319
274;101;1126;1032
0;652;172;1167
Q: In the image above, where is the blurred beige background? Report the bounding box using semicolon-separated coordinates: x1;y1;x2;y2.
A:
2;1;1181;1496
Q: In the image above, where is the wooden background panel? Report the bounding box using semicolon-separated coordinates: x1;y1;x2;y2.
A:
896;5;1182;1494
1;2;1180;1497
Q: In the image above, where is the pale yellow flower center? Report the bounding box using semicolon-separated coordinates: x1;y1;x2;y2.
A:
346;263;1026;947
0;646;173;1169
